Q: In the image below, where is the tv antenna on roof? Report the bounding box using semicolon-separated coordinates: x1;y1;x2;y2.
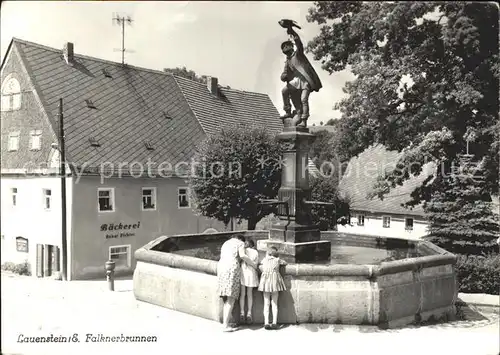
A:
112;13;134;64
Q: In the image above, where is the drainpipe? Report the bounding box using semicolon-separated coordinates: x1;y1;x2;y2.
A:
58;98;68;281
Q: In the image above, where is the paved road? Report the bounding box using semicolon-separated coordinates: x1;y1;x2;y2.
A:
1;273;499;355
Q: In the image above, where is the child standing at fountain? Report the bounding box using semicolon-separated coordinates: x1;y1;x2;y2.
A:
258;246;287;329
239;238;259;324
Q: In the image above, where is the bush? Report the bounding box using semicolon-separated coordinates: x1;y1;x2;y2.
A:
1;262;16;272
1;260;31;276
309;175;350;231
455;253;500;295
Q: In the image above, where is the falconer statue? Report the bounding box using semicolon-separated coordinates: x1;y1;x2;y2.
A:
278;19;322;127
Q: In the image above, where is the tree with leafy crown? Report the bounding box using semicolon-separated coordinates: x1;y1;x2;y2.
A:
189;125;350;230
309;129;337;171
306;1;498;197
163;66;207;83
163;66;232;88
309;175;350;231
189;125;282;230
306;2;499;251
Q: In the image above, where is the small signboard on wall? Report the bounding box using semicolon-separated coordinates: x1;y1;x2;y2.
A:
16;237;28;253
101;222;141;239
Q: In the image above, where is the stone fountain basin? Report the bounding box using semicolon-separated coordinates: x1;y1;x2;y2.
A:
133;231;457;329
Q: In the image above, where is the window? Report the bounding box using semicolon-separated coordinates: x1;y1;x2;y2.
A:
357;214;365;226
1;76;22;112
405;218;414;231
144;141;154;150
11;187;17;206
16;237;28;252
8;131;20;151
383;216;391;228
178;187;190;208
30;130;42;150
141;187;156;211
89;137;100;147
43;189;52;210
102;68;112;78
98;188;115;212
85;99;96;109
109;245;131;267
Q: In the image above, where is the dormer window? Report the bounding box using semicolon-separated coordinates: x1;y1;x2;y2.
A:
162;112;172;120
89;137;100;147
85;99;96;109
1;75;22;112
144;141;154;150
102;68;112;78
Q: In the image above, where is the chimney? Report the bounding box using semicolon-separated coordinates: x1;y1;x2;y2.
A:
207;76;218;95
63;42;74;65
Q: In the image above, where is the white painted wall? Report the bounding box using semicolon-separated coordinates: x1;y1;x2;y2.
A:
69;175;227;280
337;213;428;240
0;175;73;274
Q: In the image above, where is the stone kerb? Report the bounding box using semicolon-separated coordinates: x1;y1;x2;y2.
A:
374;254;457;276
133;230;458;327
283;263;372;277
135;248;218;275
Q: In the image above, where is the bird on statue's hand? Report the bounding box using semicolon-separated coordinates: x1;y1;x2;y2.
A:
278;19;301;31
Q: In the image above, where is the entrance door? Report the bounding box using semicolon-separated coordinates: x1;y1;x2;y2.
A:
36;244;44;277
43;244;52;277
51;246;60;273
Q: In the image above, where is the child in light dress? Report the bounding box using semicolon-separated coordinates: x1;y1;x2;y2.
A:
258;246;287;329
239;238;260;324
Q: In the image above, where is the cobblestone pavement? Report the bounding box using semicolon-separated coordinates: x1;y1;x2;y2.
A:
1;273;499;355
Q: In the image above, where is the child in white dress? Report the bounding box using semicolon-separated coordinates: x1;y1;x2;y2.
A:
239;239;259;324
258;246;287;329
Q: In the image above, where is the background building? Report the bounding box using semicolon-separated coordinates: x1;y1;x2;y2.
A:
0;38;283;280
337;144;433;240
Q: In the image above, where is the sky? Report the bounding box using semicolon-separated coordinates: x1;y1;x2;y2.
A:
0;1;355;126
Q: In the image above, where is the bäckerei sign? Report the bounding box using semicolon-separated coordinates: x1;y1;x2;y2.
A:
102;222;140;239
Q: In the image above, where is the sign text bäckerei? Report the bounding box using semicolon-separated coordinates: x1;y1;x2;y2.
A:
102;222;140;239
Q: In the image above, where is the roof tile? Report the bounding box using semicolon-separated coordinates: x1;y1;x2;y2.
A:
338;144;435;217
174;76;283;136
5;39;278;171
2;38;318;177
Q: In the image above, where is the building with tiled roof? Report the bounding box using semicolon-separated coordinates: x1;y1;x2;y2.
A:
1;38;283;174
337;144;435;240
0;38;285;280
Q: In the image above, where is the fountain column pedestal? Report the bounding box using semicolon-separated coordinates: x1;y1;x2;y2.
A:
257;127;331;263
